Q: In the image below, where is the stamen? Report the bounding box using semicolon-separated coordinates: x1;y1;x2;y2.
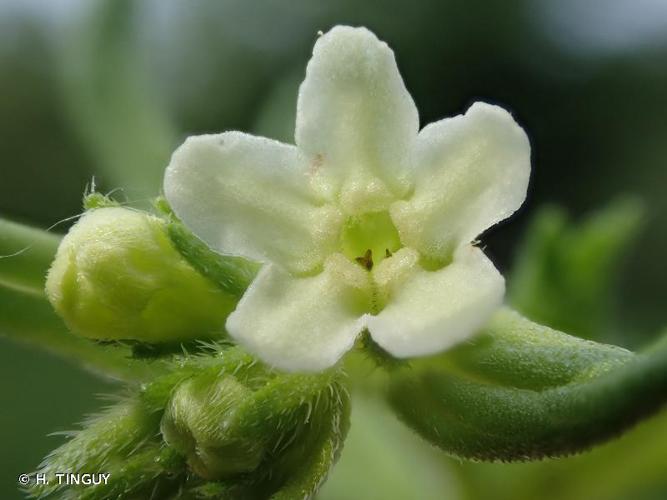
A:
355;249;374;270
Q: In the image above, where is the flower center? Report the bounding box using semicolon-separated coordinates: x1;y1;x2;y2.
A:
339;211;402;270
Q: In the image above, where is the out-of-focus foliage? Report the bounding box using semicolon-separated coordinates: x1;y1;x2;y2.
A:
457;407;667;500
509;199;644;343
58;1;177;198
319;395;462;500
1;0;666;499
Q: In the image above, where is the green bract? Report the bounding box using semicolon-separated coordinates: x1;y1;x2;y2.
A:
45;207;235;343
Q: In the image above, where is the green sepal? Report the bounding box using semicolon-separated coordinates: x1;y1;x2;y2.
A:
387;308;667;461
166;218;259;299
32;345;350;499
29;401;185;500
156;346;351;498
156;193;260;298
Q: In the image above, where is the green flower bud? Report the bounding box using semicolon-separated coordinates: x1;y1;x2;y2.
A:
159;359;350;495
32;345;349;499
161;375;264;479
45;207;235;343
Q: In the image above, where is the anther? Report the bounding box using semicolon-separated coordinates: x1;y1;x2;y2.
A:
355;249;374;270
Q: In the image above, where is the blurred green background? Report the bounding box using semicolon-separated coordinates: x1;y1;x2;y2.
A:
1;1;666;498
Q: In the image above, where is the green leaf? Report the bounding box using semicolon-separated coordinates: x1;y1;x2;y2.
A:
509;198;644;340
387;308;667;461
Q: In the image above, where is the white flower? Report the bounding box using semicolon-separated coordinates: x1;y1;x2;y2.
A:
164;26;530;372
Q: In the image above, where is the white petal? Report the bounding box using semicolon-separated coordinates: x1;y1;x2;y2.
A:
367;245;504;358
226;255;369;372
371;247;420;310
296;26;419;205
391;102;530;261
164;132;342;274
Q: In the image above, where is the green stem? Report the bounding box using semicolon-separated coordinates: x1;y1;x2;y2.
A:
0;217;61;296
0;285;162;382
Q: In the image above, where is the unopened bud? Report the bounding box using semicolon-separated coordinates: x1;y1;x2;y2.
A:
46;207;234;342
160;375;264;479
160;363;349;485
